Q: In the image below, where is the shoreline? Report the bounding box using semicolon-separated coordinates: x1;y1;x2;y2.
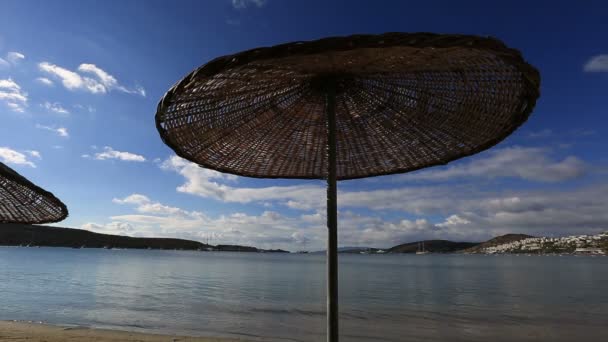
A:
0;321;253;342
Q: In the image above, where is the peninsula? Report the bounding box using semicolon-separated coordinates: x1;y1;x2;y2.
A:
0;223;287;253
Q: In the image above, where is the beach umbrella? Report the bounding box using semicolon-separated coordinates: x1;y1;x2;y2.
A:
155;32;540;341
0;162;68;224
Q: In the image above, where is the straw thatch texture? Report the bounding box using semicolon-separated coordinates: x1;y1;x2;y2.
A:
156;32;540;180
0;162;68;224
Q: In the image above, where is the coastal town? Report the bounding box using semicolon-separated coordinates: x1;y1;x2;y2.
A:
474;232;608;255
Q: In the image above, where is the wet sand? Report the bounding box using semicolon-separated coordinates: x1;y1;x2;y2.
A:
0;321;249;342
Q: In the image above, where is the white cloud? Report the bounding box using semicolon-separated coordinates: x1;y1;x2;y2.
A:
112;194;150;205
56;127;69;137
38;62;88;91
339;212;441;247
0;79;21;90
25;150;41;159
436;214;470;227
0;51;24;67
146;149;606;249
113;194;194;216
73;104;96;113
84;180;608;250
0;147;37;167
330;184;608;240
6;103;24;112
77;63;117;88
132;85;146;97
38;62;145;96
35;77;54;86
42;101;70;115
584;54;608;72
160;147;586;213
35;124;69;137
161;155;320;204
337;186;455;213
6;52;25;64
438;186;608;238
0;79;21;91
92;146;146;162
0;78;28;112
81;222;136;236
401;146;585;182
96;194;313;249
232;0;267;9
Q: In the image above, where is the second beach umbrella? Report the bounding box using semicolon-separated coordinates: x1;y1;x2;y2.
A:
0;162;68;224
155;32;540;342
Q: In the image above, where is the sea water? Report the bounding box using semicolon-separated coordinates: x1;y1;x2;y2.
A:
0;247;606;341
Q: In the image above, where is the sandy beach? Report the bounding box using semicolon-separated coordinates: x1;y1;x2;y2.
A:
0;321;248;342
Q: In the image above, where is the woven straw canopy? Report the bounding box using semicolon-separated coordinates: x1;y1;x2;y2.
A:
156;32;540;180
0;162;68;224
155;32;540;342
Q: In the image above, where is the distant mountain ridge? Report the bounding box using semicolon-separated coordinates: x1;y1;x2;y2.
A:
0;224;286;252
461;232;608;255
387;240;478;253
459;234;533;254
310;246;381;254
0;224;480;254
3;224;602;255
312;240;479;254
338;247;382;254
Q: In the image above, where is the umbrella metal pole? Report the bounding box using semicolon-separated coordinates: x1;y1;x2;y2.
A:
325;81;338;342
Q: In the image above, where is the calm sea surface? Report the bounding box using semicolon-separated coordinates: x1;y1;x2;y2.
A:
0;247;606;341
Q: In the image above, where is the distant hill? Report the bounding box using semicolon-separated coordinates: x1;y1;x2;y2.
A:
2;224;559;255
460;234;533;254
0;223;211;250
387;239;478;253
214;245;289;253
338;247;382;254
214;244;258;252
310;246;383;254
0;224;288;252
264;249;290;253
312;241;478;254
460;233;608;255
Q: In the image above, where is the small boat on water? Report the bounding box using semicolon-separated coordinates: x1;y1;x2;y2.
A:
416;241;429;255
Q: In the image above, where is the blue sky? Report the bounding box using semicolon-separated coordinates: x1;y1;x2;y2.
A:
0;0;606;250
